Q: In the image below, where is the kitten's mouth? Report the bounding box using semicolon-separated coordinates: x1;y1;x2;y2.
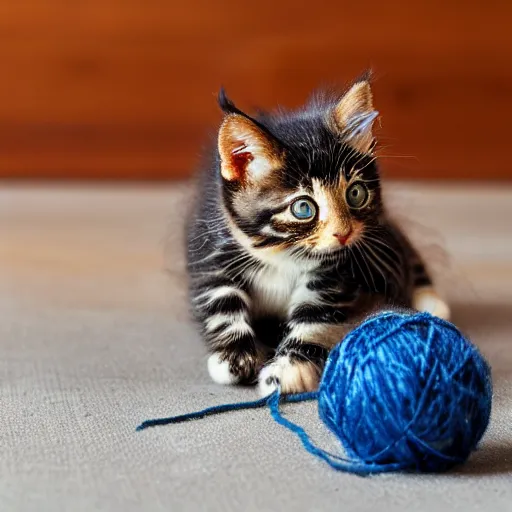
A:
295;244;349;263
323;245;350;258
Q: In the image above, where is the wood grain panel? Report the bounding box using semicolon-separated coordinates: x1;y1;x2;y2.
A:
0;0;511;180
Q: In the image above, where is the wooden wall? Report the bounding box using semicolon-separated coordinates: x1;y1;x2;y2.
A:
0;0;511;180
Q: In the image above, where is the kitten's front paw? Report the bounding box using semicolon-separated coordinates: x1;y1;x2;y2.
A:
207;350;261;385
258;356;320;397
412;286;451;320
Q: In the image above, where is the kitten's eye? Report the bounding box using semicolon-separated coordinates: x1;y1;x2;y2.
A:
291;198;317;220
346;182;369;209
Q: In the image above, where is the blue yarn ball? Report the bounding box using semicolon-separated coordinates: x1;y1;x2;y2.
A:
318;311;492;472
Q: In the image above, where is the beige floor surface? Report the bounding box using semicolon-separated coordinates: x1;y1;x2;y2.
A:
1;183;511;512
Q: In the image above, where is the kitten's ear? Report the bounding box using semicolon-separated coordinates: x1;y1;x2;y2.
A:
217;91;282;182
332;80;379;154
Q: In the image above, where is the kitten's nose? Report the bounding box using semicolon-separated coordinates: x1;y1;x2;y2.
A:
333;229;352;246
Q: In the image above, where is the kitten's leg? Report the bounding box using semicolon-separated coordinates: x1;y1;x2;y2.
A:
258;283;353;396
193;282;262;384
386;220;450;320
413;286;451;320
411;262;451;320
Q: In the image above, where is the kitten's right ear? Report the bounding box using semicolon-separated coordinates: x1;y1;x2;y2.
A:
217;90;283;183
332;80;379;154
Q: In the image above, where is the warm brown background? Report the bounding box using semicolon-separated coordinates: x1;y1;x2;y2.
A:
1;0;511;180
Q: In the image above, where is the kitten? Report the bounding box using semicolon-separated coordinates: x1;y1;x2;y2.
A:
186;76;449;396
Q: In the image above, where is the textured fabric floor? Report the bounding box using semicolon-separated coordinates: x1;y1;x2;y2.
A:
1;183;511;512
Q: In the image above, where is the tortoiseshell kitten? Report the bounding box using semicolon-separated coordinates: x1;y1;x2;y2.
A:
186;76;450;396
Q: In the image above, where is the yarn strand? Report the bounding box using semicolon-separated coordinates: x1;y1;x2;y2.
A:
267;387;408;475
136;391;317;431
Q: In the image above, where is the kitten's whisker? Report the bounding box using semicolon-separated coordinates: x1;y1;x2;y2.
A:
365;249;402;291
189;248;239;269
358;177;380;183
334;145;344;174
194;253;253;278
361;236;404;285
357;240;389;295
231;261;260;284
362;230;402;256
362;233;404;270
188;225;227;243
351;243;374;292
194;216;224;225
356;241;378;292
188;250;222;266
242;262;264;286
340;144;356;173
355;155;377;174
290;245;312;263
188;237;211;254
376;155;419;160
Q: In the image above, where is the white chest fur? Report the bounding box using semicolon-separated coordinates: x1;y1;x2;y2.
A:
249;250;319;318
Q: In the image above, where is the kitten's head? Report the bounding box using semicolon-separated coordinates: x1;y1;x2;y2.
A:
217;77;383;263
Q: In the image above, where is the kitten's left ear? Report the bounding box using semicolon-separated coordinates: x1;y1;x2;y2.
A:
217;90;283;183
332;80;379;154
